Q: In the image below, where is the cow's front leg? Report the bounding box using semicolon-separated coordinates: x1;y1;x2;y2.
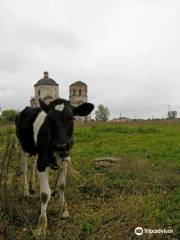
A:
20;148;29;197
56;156;70;218
36;167;51;236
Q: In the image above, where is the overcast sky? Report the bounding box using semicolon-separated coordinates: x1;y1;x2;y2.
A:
0;0;179;119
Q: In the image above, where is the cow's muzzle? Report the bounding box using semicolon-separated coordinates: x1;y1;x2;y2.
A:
53;138;73;152
57;150;70;158
53;142;69;151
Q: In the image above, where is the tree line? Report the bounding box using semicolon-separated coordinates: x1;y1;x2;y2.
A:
0;110;19;123
0;105;111;123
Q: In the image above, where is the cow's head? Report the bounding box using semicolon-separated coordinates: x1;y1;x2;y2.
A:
39;99;94;155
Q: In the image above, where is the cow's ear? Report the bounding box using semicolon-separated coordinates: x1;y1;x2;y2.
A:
72;103;94;116
39;99;50;113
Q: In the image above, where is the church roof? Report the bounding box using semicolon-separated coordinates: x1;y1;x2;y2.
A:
34;78;59;87
70;81;87;87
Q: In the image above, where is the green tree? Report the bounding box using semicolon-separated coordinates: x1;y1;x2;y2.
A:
95;104;110;121
0;109;19;122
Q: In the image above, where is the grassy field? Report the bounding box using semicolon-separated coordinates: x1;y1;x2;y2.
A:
0;121;179;239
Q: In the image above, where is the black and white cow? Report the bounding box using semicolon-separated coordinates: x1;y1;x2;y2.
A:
15;98;94;235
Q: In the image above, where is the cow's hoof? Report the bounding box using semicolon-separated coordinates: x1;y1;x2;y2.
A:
62;210;69;219
23;192;30;197
35;216;47;237
33;228;46;237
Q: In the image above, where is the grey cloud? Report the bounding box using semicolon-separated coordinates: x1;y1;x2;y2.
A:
0;0;180;119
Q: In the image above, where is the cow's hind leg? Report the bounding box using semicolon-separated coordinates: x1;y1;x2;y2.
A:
35;167;51;236
29;156;37;194
56;156;70;218
20;148;29;197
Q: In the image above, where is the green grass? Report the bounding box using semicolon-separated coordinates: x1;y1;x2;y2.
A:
0;121;179;239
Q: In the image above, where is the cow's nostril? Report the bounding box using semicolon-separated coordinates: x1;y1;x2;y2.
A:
56;143;67;149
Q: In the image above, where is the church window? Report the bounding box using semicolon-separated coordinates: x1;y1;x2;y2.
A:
79;89;82;96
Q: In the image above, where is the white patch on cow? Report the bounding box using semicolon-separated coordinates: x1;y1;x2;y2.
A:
33;111;47;144
37;168;51;235
55;103;64;112
56;156;70;217
38;168;51;199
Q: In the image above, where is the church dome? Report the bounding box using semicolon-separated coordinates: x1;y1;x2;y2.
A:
34;78;58;87
70;81;87;87
34;72;59;87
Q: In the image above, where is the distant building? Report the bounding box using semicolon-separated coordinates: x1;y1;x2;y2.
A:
30;72;90;120
30;72;59;107
69;81;87;106
69;81;90;121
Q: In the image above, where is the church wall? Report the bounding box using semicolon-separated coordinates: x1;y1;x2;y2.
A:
69;84;91;121
35;85;59;100
69;85;87;106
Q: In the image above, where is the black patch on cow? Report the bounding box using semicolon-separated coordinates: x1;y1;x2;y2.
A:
15;107;41;155
60;184;65;191
41;192;48;203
